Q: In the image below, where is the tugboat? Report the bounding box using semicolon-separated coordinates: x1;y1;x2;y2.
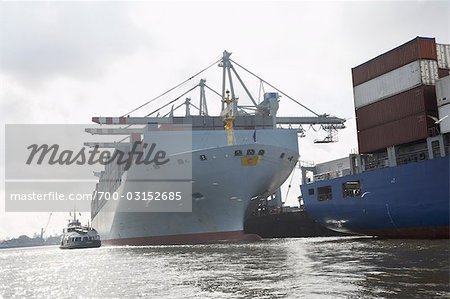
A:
60;213;101;249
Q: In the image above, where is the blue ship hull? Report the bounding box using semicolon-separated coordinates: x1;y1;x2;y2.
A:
301;156;450;238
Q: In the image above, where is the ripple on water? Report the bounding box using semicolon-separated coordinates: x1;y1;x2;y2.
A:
0;238;448;298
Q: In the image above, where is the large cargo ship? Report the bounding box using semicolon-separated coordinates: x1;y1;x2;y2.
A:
88;51;345;245
300;37;450;238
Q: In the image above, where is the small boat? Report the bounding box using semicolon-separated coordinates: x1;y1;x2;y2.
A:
60;214;101;249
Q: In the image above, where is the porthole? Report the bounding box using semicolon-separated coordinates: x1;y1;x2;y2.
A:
247;149;255;155
280;153;285;159
234;150;243;156
200;155;207;161
258;149;265;156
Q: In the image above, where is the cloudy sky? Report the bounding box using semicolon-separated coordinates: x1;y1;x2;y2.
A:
0;1;449;239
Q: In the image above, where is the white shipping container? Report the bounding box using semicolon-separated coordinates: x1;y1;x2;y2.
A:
436;43;450;69
435;76;450;107
315;156;350;175
438;103;450;134
353;60;439;109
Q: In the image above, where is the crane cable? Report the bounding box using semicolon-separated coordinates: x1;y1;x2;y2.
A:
284;160;298;204
145;84;199;117
230;58;320;116
121;57;222;117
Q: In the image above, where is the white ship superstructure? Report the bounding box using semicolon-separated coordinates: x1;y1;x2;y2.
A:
88;51;345;245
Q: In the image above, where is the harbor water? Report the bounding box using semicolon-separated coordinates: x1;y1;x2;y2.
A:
0;237;448;298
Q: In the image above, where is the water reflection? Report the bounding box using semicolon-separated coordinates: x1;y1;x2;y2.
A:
0;238;448;298
301;238;450;298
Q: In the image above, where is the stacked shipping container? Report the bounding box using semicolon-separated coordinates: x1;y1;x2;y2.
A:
436;44;450;134
436;76;450;134
436;43;450;78
352;37;437;86
352;37;449;153
355;85;437;131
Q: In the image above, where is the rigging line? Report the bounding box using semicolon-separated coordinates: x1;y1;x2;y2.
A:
204;84;223;98
310;124;320;132
162;101;186;117
109;130;134;145
121;57;222;117
258;80;263;104
189;102;202;112
284;160;298;203
229;58;320;116
117;135;129;143
146;84;199;117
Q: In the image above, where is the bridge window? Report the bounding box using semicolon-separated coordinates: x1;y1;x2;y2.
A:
317;186;332;201
343;181;361;197
308;188;314;195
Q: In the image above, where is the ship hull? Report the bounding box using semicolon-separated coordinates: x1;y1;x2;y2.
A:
92;129;299;245
60;240;101;249
301;156;450;238
102;231;260;246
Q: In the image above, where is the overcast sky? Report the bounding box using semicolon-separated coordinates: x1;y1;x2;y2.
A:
1;1;449;239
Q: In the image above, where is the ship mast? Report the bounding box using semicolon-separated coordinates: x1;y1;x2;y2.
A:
222;91;235;145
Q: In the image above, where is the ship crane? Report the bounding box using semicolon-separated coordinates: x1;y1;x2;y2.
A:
86;50;347;244
87;50;346;145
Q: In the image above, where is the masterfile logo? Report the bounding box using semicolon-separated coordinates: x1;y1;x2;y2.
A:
25;142;170;171
5;124;193;213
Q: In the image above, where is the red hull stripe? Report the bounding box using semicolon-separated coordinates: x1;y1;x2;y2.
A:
103;230;261;246
362;226;450;239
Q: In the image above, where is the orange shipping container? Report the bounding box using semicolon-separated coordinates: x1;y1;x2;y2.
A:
355;85;438;131
438;68;450;78
352;37;437;87
357;112;437;154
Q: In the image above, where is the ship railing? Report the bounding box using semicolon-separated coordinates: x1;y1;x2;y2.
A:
363;159;387;171
428;126;440;138
312;168;351;182
396;148;429;165
299;160;315;168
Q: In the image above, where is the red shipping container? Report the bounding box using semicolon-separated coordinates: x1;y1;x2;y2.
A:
438;68;450;78
357;112;436;153
355;85;438;131
352;37;437;87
